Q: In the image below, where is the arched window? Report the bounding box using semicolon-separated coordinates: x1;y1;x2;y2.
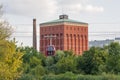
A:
56;34;59;49
74;34;76;51
70;34;72;49
66;34;69;50
60;33;63;50
85;35;88;50
81;35;83;52
78;35;80;53
41;35;44;38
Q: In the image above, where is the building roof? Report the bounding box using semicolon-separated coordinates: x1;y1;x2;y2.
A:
115;37;120;40
40;15;88;25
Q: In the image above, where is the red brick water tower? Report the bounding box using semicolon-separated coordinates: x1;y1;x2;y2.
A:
40;14;88;55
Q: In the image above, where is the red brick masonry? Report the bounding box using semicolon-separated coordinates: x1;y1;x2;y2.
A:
40;15;88;55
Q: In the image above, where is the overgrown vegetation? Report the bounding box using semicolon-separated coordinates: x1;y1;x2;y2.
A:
0;5;23;80
42;72;120;80
17;42;120;80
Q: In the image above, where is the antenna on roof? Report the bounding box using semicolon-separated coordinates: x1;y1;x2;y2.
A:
60;5;65;16
61;6;64;15
59;6;68;19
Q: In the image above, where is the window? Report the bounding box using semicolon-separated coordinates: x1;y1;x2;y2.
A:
74;27;76;30
56;34;59;37
60;33;63;37
41;35;44;38
45;28;47;31
66;26;68;30
55;27;57;30
81;28;83;31
84;28;86;32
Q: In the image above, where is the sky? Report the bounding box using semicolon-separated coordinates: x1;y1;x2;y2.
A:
0;0;120;47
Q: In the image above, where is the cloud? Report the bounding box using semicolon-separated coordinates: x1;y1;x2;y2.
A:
2;0;58;19
1;0;104;21
57;2;104;14
85;5;104;13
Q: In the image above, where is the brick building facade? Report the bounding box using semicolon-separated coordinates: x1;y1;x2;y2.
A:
40;15;88;55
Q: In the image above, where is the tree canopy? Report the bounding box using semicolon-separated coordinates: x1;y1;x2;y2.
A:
0;6;23;80
0;40;23;80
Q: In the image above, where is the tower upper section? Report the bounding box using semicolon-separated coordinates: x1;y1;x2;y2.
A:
40;15;88;27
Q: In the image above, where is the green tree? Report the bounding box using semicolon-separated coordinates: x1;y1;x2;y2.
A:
44;56;58;74
45;56;54;67
54;50;65;63
18;46;45;80
56;56;76;73
0;40;23;80
106;42;120;74
0;6;23;80
77;47;108;74
64;50;74;57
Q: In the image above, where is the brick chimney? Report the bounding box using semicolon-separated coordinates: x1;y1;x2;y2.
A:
33;18;37;50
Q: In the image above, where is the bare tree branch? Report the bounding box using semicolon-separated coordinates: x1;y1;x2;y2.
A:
0;5;13;40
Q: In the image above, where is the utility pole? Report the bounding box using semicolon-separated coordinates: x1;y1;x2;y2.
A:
44;34;56;45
